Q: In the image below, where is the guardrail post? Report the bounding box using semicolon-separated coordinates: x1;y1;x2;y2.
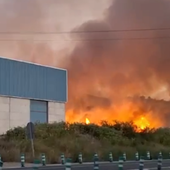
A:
139;156;144;170
61;153;65;165
157;155;162;170
65;158;72;170
78;153;82;164
159;152;162;157
146;151;150;160
123;153;126;161
0;160;3;170
118;156;124;170
93;156;99;170
93;153;99;162
135;152;139;161
109;152;113;162
33;159;40;170
41;153;46;166
20;153;25;167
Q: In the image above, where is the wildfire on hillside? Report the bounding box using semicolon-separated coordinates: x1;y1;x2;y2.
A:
1;0;170;129
66;96;164;130
86;116;150;129
63;0;170;130
85;116;150;131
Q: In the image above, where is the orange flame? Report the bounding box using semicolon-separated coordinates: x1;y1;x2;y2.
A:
85;118;90;124
134;116;150;131
66;100;162;129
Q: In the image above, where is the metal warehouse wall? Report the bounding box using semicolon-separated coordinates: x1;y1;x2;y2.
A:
0;57;67;102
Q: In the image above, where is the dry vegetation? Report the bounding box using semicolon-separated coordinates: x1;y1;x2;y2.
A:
0;122;170;163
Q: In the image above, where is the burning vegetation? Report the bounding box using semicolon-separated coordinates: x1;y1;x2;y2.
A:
66;96;163;131
64;0;170;129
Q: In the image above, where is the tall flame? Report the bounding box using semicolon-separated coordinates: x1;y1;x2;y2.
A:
86;118;90;124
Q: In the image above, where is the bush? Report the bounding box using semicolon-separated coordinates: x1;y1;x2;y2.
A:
0;121;170;163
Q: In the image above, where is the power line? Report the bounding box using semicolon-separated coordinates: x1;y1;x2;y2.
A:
1;27;170;34
0;36;170;42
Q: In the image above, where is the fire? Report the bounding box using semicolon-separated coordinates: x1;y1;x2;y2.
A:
85;118;90;124
66;100;163;129
84;115;151;131
134;116;150;131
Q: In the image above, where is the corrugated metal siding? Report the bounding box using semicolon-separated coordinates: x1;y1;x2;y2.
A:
0;57;67;102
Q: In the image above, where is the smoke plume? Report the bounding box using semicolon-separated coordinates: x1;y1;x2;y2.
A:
1;0;170;127
64;0;170;126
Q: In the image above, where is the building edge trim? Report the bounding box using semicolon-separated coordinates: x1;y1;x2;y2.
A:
0;56;67;71
0;94;66;103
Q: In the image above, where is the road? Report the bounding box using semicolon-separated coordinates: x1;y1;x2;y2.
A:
3;160;170;170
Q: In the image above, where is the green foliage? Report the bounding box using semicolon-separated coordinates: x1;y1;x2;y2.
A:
1;121;170;163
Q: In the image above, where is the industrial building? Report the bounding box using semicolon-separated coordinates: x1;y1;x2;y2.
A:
0;56;67;134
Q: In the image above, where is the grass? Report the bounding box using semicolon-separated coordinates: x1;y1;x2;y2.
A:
0;121;170;163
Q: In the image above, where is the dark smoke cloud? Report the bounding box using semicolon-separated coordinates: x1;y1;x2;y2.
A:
64;0;170;125
1;0;170;126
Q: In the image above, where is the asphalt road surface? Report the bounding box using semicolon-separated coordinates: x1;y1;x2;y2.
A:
4;160;170;170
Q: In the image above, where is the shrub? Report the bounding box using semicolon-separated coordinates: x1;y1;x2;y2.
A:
0;121;170;163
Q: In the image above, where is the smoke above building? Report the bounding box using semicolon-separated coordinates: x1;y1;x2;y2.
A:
1;0;170;128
